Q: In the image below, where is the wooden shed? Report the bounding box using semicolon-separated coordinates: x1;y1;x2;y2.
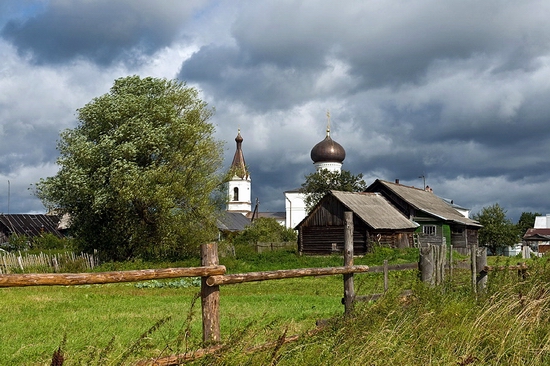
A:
296;191;419;255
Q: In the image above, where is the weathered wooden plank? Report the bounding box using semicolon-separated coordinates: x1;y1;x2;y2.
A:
0;265;226;287
206;265;371;286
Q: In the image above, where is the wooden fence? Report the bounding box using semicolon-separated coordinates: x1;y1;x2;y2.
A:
0;251;98;274
0;211;523;363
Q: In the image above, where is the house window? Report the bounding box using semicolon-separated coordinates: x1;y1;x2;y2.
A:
423;225;436;236
233;187;239;201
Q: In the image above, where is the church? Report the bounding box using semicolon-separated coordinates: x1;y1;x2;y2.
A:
225;114;345;229
224;116;481;254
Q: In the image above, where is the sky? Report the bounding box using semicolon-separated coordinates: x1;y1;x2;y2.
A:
1;0;549;222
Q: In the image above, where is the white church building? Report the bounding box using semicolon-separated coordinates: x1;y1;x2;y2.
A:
226;115;347;229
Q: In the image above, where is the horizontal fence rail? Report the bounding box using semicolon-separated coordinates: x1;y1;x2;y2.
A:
367;263;418;273
0;265;226;287
206;265;371;286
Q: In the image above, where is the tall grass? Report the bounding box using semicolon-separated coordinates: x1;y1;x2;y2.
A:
202;258;550;366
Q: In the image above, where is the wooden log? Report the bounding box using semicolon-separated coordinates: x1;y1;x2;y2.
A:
201;243;220;344
367;262;418;273
0;265;226;287
343;211;355;316
206;265;370;286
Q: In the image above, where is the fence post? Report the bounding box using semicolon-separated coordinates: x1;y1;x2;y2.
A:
383;260;389;292
470;244;477;294
343;211;355;316
476;246;487;291
419;244;434;285
201;242;220;344
449;245;453;281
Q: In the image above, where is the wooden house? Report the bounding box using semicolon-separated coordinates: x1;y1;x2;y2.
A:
523;228;550;254
296;190;419;255
365;179;481;254
0;214;64;244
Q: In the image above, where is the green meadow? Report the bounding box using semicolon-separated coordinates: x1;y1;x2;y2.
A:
2;248;549;365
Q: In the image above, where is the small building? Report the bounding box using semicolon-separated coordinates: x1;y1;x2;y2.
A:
523;228;550;254
296;190;419;255
0;214;64;244
365;179;481;254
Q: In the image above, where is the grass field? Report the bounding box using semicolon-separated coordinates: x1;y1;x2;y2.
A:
2;247;546;365
0;247;418;365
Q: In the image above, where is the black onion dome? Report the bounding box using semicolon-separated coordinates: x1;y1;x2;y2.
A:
310;133;346;163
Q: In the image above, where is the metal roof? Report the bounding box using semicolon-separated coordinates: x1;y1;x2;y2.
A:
372;180;482;227
216;211;251;232
330;191;419;230
0;214;64;238
523;228;550;241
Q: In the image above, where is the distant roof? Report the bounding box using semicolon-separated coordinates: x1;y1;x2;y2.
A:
217;212;251;232
523;228;550;241
0;214;64;238
247;211;286;221
369;180;481;227
324;191;418;230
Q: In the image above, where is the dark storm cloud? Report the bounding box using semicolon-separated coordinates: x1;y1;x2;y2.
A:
2;0;550;222
1;0;204;65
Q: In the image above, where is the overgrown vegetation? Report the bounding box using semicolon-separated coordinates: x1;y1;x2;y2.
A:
2;248;549;365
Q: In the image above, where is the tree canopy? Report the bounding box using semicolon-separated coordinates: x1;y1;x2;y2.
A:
300;169;367;212
36;76;223;260
516;211;540;238
473;203;519;254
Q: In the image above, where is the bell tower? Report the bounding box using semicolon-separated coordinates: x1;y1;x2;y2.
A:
227;129;251;213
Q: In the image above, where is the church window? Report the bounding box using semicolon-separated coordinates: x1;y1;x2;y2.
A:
233;187;239;201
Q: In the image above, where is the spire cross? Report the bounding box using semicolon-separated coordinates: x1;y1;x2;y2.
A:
326;110;331;137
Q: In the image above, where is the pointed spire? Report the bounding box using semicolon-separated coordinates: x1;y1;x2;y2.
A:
230;129;248;179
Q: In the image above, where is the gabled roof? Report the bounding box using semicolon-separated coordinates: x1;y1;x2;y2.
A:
0;214;64;238
246;211;286;221
523;228;550;241
300;190;418;230
367;180;481;227
216;211;251;232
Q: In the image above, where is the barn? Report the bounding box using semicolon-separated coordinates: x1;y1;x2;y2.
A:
296;190;419;255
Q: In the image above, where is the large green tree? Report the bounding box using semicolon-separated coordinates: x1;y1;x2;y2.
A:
300;169;367;212
473;203;519;254
516;211;540;239
36;76;223;260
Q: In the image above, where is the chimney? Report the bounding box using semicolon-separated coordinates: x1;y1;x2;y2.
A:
395;179;400;184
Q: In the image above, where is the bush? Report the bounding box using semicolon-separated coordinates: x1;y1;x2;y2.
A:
32;234;73;250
